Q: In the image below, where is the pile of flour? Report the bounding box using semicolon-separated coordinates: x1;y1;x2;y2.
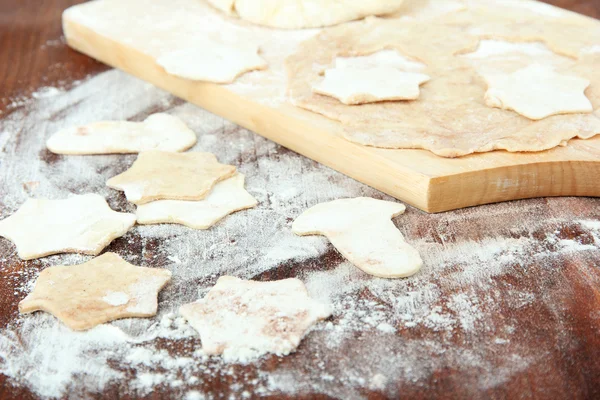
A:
0;70;599;399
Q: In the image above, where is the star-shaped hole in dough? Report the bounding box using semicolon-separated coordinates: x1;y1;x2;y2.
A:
0;194;136;260
156;41;267;83
107;151;236;205
483;64;593;120
179;276;331;362
136;173;257;229
312;66;430;105
46;113;197;155
292;197;423;278
19;252;172;330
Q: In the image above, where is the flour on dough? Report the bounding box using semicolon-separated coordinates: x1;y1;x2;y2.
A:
0;194;136;260
334;50;426;72
206;0;405;29
292;197;422;278
19;252;172;331
46;113;197;154
106;151;236;205
313;66;430;105
157;41;267;84
179;276;331;362
483;64;592;120
136;173;257;229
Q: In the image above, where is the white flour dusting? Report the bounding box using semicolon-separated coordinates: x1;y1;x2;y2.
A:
0;69;599;399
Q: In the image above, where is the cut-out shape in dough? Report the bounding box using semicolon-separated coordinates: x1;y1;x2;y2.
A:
483;64;593;120
312;67;430;105
107;151;236;205
292;197;422;278
136;173;257;229
179;276;331;362
19;252;171;330
156;42;267;84
46;113;197;155
0;194;136;260
206;0;405;29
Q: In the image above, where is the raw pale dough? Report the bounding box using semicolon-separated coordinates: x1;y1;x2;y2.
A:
157;42;267;83
46;113;197;154
179;276;331;362
107;151;236;205
19;252;172;330
0;194;136;260
312;66;430;105
206;0;405;29
136;173;257;229
483;64;592;120
286;2;600;157
292;197;422;278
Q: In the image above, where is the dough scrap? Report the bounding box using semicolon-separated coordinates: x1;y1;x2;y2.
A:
46;113;197;155
206;0;405;29
179;276;331;362
107;151;236;205
19;252;171;330
286;3;600;157
292;197;422;278
483;64;592;120
136;173;257;229
0;194;136;260
157;42;267;83
312;66;430;105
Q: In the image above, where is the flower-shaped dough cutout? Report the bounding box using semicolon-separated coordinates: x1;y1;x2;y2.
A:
107;151;236;205
312;66;430;105
136;173;257;229
484;64;593;120
179;276;331;362
46;113;197;155
292;197;423;278
19;253;172;330
0;194;136;260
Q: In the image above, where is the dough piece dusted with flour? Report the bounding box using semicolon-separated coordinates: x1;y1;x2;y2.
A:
46;113;197;154
107;151;236;205
180;276;331;362
206;0;405;29
313;66;430;105
483;64;592;120
19;253;171;331
157;42;267;83
136;173;257;229
292;197;422;278
0;194;135;260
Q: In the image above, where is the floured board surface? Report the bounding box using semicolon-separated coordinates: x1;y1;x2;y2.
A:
61;0;600;213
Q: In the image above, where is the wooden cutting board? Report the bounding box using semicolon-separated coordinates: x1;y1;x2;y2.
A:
61;0;600;213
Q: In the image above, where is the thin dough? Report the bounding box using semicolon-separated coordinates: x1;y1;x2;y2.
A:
292;197;422;278
206;0;405;29
46;113;197;154
180;276;331;362
0;194;136;260
135;173;257;229
19;253;172;330
107;151;236;205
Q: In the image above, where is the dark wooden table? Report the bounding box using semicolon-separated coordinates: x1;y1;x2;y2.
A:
1;1;600;399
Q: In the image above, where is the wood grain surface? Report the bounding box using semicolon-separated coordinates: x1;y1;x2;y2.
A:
0;1;600;399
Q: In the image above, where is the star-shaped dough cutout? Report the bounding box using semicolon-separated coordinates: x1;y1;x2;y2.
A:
312;66;430;105
46;113;197;155
179;276;331;362
484;64;593;120
156;41;267;83
136;173;257;229
0;194;136;260
19;252;172;330
106;151;236;205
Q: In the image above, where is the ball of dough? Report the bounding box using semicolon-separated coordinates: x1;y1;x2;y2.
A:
206;0;405;29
